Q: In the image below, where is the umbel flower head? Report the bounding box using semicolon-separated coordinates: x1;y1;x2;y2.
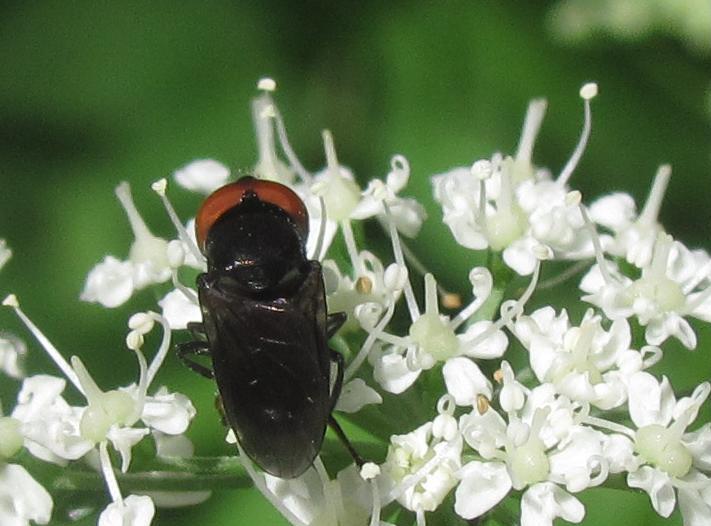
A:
0;78;709;526
433;83;598;276
2;293;199;525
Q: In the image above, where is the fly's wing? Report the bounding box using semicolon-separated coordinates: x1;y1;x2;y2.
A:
198;262;331;478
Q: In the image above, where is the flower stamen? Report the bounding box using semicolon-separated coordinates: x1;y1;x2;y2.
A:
151;179;205;266
341;219;363;275
383;202;419;321
272;102;312;184
557;82;597;187
579;203;614;284
3;295;82;393
145;312;173;387
449;267;493;330
345;299;397;382
99;440;124;506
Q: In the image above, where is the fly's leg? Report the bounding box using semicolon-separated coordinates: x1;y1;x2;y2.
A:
328;350;365;467
187;321;207;341
176;340;214;379
326;312;346;339
328;416;365;468
214;394;228;427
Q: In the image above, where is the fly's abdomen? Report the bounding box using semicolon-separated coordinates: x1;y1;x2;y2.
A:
209;298;331;478
192;178;349;480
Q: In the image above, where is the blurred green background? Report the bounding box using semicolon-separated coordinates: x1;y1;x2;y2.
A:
0;1;709;525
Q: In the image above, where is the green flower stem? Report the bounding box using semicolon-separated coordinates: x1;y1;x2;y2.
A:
17;452;250;493
16;438;383;495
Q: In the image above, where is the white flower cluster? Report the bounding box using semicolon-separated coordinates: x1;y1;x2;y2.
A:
380;83;711;526
1;291;200;525
2;79;709;526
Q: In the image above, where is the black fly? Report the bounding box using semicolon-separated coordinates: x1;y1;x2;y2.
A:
177;176;360;478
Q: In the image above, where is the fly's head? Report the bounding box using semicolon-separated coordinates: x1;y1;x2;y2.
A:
196;177;310;293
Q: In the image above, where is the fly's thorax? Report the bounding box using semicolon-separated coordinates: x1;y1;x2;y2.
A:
203;196;308;292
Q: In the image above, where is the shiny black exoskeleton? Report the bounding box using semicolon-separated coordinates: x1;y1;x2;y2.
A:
177;176;354;478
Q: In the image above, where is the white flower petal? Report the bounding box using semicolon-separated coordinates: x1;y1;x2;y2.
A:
264;469;322;525
588;193;636;232
391;422;434;460
597;318;632;369
372;350;421;394
432;167;489;250
0;464;53;525
335;379;382;413
386;155;410;193
671;316;697;350
592;372;628;410
579;263;606;294
417;444;461;511
454;461;511;519
645;314;696;349
173;159;230;194
520;482;585;526
0;333;26;379
500;382;526;414
685;423;711;470
141;388;196;435
12;375;67;421
388;198;427;238
677;475;711;526
443;357;492;406
459;410;507;459
602;433;639;473
548;427;604;492
98;495;155;526
459;321;508;359
335;464;372;524
503;238;539;276
627;466;676;517
623;226;658;268
81;256;135;308
107;427;150;473
628;372;675;428
527;393;577;448
12;375;93;463
0;239;11;271
350;194;381;220
158;289;202;330
526;337;557;383
153;431;194;458
556;372;596;404
673;382;710;425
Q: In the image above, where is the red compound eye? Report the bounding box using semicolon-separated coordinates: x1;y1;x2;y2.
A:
195;177;309;253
